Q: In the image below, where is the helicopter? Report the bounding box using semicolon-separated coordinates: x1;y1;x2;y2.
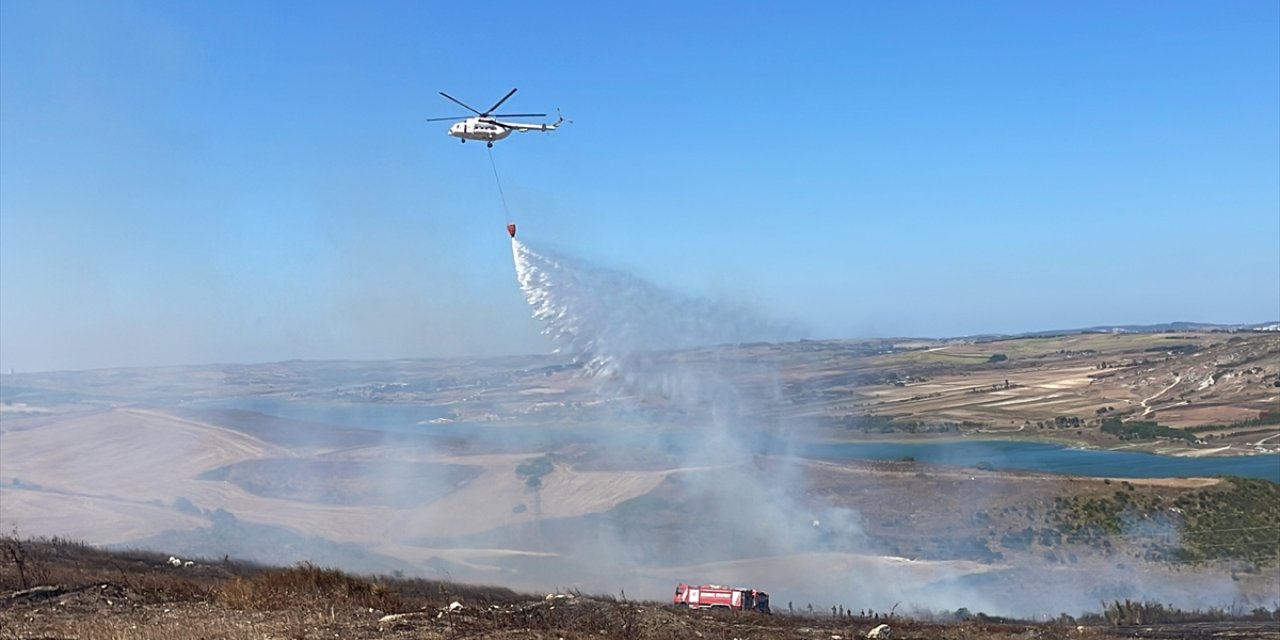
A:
426;88;564;148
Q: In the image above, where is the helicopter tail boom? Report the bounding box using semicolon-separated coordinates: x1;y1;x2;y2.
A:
494;109;566;133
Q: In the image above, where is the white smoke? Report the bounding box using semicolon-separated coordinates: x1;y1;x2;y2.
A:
504;237;1258;618
512;239;788;371
512;238;793;412
508;237;886;601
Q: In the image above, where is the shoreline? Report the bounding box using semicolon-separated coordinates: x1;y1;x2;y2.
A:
808;429;1280;459
796;433;1280;483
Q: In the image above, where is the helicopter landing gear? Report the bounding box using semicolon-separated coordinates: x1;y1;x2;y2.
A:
460;139;465;143
486;141;493;148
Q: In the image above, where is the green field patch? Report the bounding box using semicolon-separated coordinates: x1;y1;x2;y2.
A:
884;350;992;365
1050;477;1280;567
1101;417;1197;443
1185;411;1280;433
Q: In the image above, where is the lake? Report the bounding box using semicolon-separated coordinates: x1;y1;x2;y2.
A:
799;439;1280;483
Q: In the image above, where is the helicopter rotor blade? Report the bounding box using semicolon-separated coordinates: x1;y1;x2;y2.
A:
485;88;518;115
488;113;546;118
424;115;469;122
439;92;482;115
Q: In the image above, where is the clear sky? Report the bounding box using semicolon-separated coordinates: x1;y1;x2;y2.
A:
2;1;1277;372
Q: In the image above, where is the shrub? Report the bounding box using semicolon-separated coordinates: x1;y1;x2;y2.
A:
516;455;555;488
218;562;401;612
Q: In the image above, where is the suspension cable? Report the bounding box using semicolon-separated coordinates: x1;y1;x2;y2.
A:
487;145;511;219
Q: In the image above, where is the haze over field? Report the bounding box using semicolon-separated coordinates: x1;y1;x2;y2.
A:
2;1;1278;627
4;348;1278;617
3;236;1278;616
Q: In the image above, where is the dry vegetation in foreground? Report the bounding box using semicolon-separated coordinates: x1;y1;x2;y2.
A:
1;536;1277;639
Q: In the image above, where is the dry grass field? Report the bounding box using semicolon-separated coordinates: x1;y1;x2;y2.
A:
2;402;1277;617
778;332;1280;454
1;538;1276;640
1;330;1277;625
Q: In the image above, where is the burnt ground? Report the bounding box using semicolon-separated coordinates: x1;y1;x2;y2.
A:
1;539;1276;640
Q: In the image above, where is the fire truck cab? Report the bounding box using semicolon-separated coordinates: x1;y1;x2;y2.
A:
673;583;770;613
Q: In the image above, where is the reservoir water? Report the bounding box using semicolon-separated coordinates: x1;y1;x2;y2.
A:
800;440;1280;483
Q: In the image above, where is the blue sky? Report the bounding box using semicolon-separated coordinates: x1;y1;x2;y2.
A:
2;1;1277;372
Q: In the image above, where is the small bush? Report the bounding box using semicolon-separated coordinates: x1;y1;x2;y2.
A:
217;562;402;612
516;455;555;488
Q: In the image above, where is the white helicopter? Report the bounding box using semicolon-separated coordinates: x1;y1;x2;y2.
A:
426;88;564;148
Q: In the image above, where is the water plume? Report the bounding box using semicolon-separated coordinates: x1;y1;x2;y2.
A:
511;238;791;412
508;237;882;603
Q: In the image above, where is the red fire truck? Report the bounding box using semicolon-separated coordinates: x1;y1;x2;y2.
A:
673;583;770;613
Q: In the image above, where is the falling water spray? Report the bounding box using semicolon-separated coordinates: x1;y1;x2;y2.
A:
506;237;889;599
511;238;790;392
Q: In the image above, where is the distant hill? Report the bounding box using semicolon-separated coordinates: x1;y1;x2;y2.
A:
966;321;1280;342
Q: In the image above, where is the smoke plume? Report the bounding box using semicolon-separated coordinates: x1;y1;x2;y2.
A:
511;238;796;419
512;239;788;377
